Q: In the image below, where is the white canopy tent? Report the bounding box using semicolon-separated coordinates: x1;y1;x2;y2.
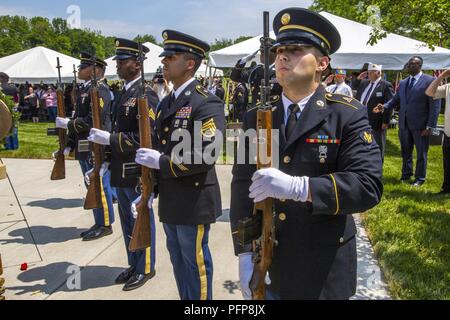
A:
105;42;223;80
209;11;450;70
0;46;80;84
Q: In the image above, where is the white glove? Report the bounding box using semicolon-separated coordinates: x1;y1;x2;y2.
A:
238;252;271;300
52;148;71;160
135;148;162;170
88;128;111;146
84;168;94;186
84;163;108;185
55;117;70;129
249;168;309;203
131;194;155;219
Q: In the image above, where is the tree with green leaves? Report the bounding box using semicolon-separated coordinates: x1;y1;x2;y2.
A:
310;0;450;49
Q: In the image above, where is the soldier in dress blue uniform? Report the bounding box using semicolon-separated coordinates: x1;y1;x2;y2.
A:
88;39;159;291
230;39;282;108
55;52;115;241
230;8;383;300
135;30;225;300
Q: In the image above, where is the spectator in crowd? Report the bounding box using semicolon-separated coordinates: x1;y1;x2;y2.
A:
214;81;225;101
43;85;58;121
374;56;441;186
0;72;19;97
355;63;394;161
426;68;450;194
152;68;172;101
324;69;353;97
351;63;369;90
24;86;39;123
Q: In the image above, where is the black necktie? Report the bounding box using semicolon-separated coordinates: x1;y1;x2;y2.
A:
406;77;416;97
168;92;175;109
362;82;374;106
286;103;300;140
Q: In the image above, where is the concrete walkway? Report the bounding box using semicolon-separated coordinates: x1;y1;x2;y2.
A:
0;159;390;300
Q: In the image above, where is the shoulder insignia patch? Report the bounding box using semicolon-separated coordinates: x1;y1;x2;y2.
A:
201;118;217;138
360;130;374;145
196;85;208;97
149;108;155;121
325;93;361;110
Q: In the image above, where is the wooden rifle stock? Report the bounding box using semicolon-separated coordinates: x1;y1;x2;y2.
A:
50;58;66;180
129;94;154;252
249;11;275;300
84;62;104;210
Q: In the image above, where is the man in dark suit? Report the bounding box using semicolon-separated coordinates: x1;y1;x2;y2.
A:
355;63;394;161
230;8;383;300
374;56;441;186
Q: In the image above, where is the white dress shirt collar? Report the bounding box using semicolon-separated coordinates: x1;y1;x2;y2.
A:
282;91;314;124
124;76;141;91
173;77;196;99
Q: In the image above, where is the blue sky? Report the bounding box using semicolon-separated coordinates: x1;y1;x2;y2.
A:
0;0;313;43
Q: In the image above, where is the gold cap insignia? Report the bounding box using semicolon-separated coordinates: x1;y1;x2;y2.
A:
115;40;120;47
281;13;290;25
163;32;168;40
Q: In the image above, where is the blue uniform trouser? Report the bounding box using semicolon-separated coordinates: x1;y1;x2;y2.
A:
79;160;115;227
116;187;155;275
399;125;430;182
163;223;213;300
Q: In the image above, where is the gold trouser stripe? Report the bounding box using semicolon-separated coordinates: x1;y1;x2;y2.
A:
279;24;331;49
145;247;151;274
73;119;79;133
118;133;124;153
169;160;178;177
164;40;206;54
329;174;339;214
195;225;207;300
99;176;110;226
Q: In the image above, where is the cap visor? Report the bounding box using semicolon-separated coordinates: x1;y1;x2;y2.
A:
159;50;176;58
113;55;136;61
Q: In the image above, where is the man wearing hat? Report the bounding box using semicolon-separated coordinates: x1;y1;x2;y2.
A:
230;8;383;300
55;52;115;241
356;63;394;161
88;39;159;291
134;30;225;300
324;69;353;97
231;39;282;108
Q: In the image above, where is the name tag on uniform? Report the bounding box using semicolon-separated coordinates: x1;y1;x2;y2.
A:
376;92;382;98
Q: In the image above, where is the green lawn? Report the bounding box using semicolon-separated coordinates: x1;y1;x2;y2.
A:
1;116;449;299
362;115;449;299
0;122;59;159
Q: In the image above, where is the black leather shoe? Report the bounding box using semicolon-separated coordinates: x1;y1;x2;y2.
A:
411;180;425;187
123;271;156;291
115;267;135;284
80;224;99;238
82;226;112;241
